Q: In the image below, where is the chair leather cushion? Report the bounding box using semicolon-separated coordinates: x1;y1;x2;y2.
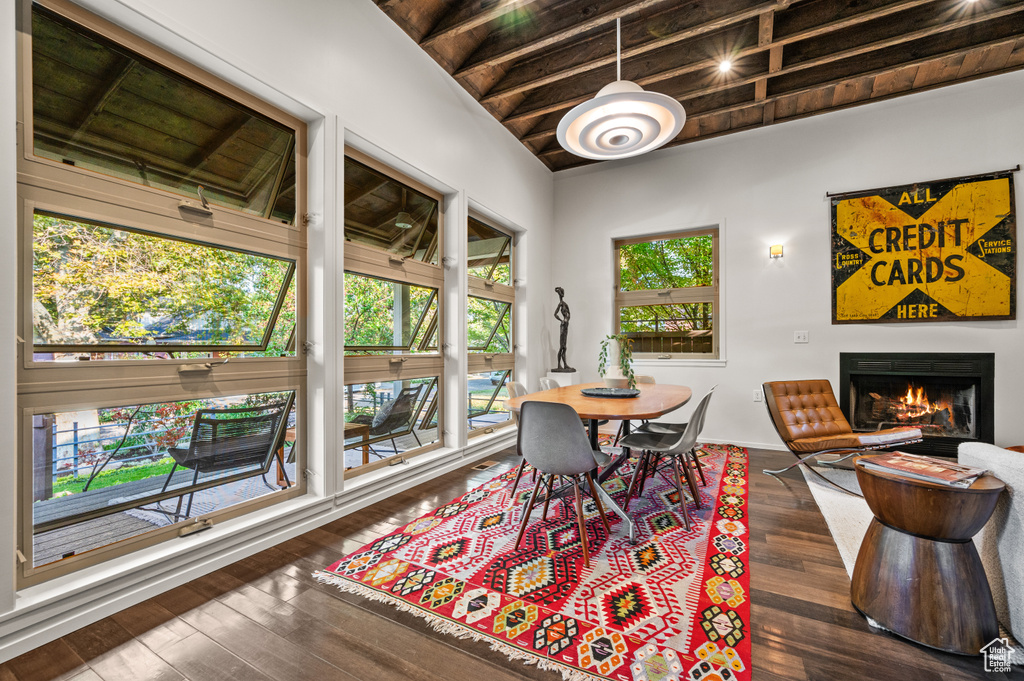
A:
858;427;922;445
788;427;922;453
764;380;851;443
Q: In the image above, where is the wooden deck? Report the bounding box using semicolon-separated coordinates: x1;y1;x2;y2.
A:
34;466;265;532
1;447;1011;680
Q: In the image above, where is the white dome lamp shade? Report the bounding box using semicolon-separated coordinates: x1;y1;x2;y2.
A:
556;19;685;160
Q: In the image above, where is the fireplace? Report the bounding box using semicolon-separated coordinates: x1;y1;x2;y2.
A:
839;352;994;457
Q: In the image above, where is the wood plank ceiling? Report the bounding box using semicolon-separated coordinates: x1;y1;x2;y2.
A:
375;0;1024;171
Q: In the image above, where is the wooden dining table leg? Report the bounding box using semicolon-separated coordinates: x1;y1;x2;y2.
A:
506;458;528;509
638;453;659;495
573;478;591;568
541;476;555;520
691;447;707;486
514;474;545;551
585;472;611;535
623;451;648;511
680;455;702;508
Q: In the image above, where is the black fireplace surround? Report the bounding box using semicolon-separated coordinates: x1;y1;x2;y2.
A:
839;352;994;458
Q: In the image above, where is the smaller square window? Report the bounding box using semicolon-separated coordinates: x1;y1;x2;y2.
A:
615;229;719;359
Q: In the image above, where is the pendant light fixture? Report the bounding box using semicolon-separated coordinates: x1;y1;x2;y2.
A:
556;18;685;160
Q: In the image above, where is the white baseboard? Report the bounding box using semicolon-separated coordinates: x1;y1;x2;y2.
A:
0;430;516;663
700;437;788;452
335;430;516;515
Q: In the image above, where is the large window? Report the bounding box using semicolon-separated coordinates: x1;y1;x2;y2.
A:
614;228;719;359
17;0;306;585
343;151;444;473
467;216;515;434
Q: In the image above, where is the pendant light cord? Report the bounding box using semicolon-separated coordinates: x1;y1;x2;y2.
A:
616;17;621;82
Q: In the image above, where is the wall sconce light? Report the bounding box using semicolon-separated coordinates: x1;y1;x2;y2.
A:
769;244;784;259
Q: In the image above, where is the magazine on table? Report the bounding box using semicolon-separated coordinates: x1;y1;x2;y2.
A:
858;451;987;487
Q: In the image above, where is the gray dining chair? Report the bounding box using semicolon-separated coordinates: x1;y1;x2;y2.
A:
611;374;656;445
513;401;612;567
506;381;527;399
618;388;717;529
637;385;717;485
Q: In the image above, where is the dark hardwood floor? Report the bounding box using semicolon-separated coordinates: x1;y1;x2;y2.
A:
0;447;1014;681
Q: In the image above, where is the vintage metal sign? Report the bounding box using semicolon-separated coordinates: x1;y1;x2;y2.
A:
831;170;1016;324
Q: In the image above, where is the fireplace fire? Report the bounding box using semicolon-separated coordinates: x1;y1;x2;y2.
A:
840;353;993;457
859;380;974;438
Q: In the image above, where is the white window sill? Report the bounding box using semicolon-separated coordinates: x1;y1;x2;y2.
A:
338;427;516;495
633;358;727;368
10;492;332;615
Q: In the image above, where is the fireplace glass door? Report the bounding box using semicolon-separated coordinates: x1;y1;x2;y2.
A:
849;376;978;440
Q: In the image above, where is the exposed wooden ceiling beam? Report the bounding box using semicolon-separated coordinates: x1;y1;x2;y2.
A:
513;2;1024;136
754;9;775;102
453;0;678;79
486;0;937;106
479;0;787;103
346;179;391;208
421;0;546;48
186;114;248;170
537;31;1024;158
503;0;943;126
63;57;134;151
758;9;783;123
35;116;250;198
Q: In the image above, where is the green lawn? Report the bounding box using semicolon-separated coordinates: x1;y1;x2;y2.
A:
50;458;176;497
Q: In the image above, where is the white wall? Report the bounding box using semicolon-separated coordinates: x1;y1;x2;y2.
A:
0;0;553;658
69;0;555;384
553;70;1024;450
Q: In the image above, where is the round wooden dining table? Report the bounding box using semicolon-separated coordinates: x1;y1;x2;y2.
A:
507;381;692;450
507;381;693;543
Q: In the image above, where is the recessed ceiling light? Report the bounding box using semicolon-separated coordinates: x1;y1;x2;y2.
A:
719;60;732;73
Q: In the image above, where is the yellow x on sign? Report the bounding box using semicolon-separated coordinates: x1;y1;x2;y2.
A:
831;174;1016;323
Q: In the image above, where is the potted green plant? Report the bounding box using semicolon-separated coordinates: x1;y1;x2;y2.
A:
598;334;636;389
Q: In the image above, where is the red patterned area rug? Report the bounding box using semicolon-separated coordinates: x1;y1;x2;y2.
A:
316;443;751;681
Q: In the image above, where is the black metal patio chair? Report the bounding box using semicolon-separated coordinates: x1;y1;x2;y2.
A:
351;385;425;457
159;399;292;520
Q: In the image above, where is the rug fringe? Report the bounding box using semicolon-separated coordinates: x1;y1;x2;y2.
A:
314;571;606;681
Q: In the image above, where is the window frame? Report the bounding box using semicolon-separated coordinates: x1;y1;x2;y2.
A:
15;0;308;586
467;213;515;437
342;147;446;475
613;227;720;360
18;0;306;231
30;210;298;355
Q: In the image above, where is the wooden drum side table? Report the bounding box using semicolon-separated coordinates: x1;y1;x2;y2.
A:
850;455;1005;655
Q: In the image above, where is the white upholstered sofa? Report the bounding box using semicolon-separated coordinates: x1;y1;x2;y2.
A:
959;442;1022;642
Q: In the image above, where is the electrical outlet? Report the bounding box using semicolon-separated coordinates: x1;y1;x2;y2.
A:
753;389;763;402
794;330;809;343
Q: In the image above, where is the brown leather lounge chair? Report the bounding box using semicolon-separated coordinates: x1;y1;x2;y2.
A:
762;380;922;496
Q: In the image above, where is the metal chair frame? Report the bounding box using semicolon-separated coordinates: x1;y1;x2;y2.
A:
760;382;922;497
155;398;293;520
